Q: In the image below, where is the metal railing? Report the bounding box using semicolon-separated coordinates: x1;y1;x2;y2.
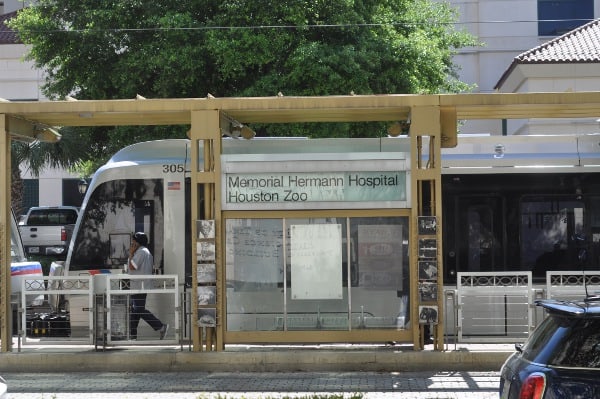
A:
20;276;93;347
16;274;184;351
546;271;600;302
14;271;600;349
93;274;179;349
456;272;533;343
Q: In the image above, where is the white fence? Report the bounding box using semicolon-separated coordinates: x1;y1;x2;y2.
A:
546;271;600;302
20;276;93;345
456;272;533;343
93;274;179;349
16;271;599;348
17;274;180;349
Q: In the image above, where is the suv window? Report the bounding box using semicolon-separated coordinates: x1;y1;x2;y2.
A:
551;319;600;368
524;315;600;368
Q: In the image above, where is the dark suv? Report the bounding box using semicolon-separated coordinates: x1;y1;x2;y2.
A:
500;298;600;399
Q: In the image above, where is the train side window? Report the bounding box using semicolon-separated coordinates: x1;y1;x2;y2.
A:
521;196;584;279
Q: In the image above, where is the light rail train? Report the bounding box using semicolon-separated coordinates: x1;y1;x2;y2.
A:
61;134;600;340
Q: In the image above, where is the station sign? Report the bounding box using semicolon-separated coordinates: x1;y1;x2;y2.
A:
221;156;410;210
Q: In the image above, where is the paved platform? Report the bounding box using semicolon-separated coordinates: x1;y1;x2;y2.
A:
4;370;502;399
0;342;514;373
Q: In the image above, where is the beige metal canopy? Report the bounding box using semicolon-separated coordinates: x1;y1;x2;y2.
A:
5;115;61;143
2;92;600;127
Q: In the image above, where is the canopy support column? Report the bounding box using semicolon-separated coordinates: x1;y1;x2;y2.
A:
190;110;223;351
0;115;12;352
410;105;445;351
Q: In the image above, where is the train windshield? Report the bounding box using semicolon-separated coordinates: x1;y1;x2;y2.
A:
69;179;164;272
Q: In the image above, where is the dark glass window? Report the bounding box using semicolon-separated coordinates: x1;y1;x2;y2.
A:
522;315;564;361
538;0;594;36
27;208;78;225
550;318;600;367
520;196;584;278
524;314;600;367
69;179;163;271
22;179;39;213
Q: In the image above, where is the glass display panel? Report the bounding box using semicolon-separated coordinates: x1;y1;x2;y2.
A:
225;216;410;332
285;218;348;331
350;217;409;329
290;224;343;300
225;219;284;331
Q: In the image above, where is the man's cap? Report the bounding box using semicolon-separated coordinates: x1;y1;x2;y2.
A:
132;232;148;246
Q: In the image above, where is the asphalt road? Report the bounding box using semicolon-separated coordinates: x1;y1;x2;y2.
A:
4;370;501;399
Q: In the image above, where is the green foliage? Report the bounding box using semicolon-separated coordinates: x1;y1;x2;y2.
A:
8;0;479;166
11;126;91;176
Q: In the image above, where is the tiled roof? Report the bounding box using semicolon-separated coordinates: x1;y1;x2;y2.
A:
495;18;600;89
0;11;20;45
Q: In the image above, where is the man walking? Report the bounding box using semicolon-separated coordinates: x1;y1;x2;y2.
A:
128;232;168;340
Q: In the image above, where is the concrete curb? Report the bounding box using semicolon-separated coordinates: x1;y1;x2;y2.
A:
0;350;512;373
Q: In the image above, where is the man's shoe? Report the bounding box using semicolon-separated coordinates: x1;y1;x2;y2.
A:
159;324;169;340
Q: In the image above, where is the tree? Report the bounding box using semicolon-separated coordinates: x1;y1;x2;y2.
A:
8;0;478;167
10;129;91;213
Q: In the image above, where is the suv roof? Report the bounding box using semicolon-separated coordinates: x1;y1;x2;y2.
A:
536;298;600;317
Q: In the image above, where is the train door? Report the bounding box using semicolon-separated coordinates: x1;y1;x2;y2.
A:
446;196;505;278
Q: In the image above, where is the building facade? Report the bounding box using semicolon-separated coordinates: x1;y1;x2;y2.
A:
444;0;600;134
495;18;600;135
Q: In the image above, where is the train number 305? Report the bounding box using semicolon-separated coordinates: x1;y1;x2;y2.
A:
162;164;185;173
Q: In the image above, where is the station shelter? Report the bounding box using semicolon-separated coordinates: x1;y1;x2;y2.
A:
1;92;599;353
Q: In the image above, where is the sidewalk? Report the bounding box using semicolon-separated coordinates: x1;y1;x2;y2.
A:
0;341;515;373
4;370;502;399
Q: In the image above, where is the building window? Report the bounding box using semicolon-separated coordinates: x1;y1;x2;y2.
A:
63;178;86;207
22;179;39;214
538;0;594;36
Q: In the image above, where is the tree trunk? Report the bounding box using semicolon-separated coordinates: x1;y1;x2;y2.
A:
11;168;24;217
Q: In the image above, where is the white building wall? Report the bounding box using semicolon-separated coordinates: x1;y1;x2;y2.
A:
1;0;45;101
1;0;33;14
0;44;45;101
3;0;57;205
20;165;79;206
442;0;600;134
